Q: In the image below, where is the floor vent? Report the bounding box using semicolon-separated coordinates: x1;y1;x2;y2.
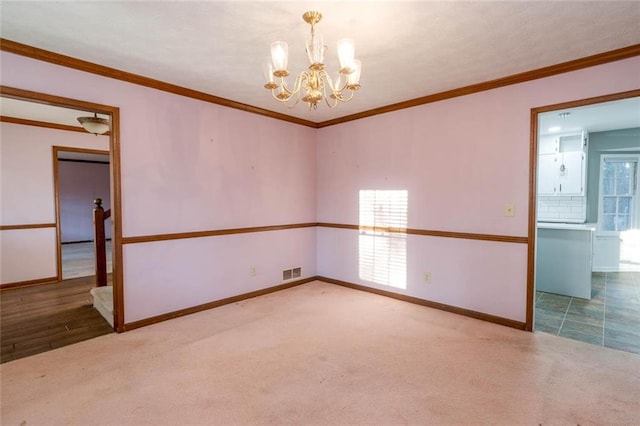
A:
283;269;293;281
283;267;302;281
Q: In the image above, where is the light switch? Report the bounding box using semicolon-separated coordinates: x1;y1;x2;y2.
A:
504;203;515;217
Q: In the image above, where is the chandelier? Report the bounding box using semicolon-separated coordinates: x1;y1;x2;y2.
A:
263;11;361;110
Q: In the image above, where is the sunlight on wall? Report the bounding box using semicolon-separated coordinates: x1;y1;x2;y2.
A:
359;190;408;289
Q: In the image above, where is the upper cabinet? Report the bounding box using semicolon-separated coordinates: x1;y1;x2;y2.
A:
538;131;588;196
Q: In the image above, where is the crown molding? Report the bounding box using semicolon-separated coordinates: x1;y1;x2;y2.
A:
0;38;319;128
2;38;639;129
317;43;640;127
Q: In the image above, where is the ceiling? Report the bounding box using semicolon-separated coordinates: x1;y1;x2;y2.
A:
538;97;640;137
1;1;639;124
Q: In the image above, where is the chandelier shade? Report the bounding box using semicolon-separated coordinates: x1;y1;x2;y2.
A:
337;38;355;72
348;60;362;86
270;42;289;76
263;60;277;88
263;11;362;110
77;113;109;135
306;33;325;66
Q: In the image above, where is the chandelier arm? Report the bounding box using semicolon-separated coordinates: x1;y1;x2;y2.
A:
281;72;308;98
321;70;341;94
270;88;303;109
335;88;356;103
272;72;310;107
338;78;350;93
279;77;294;96
323;72;355;105
274;77;293;102
293;72;307;96
324;88;348;104
271;77;292;102
324;90;339;109
321;83;333;109
285;97;302;110
318;80;338;109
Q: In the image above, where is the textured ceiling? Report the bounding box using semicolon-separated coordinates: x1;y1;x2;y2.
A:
1;1;640;123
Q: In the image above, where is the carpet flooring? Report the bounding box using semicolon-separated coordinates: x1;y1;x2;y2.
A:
1;281;639;425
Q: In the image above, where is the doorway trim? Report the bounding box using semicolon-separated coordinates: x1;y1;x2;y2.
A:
53;146;110;281
0;85;124;332
526;88;640;331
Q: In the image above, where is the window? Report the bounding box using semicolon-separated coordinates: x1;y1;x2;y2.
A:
600;156;639;233
358;190;408;289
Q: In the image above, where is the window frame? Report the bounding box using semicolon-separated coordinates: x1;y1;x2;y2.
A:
597;153;640;235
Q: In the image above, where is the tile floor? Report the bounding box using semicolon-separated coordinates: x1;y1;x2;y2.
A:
535;271;640;355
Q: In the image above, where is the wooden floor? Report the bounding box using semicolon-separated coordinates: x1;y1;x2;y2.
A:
1;275;113;364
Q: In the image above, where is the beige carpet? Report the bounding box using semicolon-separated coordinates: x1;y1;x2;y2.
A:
1;281;639;425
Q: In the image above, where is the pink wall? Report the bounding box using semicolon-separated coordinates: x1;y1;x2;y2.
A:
2;49;638;325
124;228;317;322
59;161;111;243
317;57;640;322
120;96;317;236
1;52;318;322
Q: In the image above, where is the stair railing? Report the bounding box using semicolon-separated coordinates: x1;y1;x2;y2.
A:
93;198;111;287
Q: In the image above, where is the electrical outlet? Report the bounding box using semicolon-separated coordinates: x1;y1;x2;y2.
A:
504;203;515;217
250;266;257;277
424;272;431;284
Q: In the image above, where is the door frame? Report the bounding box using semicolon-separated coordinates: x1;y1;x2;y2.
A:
526;88;640;330
53;146;110;280
0;86;125;332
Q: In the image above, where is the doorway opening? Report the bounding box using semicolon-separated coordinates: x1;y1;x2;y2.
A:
0;86;123;364
54;147;111;280
529;90;640;355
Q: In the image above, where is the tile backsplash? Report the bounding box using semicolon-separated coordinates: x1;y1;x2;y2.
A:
537;196;586;223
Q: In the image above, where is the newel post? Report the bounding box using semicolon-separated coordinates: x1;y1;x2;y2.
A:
93;198;107;287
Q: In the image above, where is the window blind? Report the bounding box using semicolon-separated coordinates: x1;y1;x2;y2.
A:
359;190;408;289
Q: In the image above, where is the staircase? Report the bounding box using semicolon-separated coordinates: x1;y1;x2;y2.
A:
90;286;114;327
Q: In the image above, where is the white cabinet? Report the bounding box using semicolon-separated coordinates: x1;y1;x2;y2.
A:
537;132;588;196
557;151;584;194
538;153;557;194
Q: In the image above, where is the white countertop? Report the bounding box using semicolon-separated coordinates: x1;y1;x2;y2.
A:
537;222;596;231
